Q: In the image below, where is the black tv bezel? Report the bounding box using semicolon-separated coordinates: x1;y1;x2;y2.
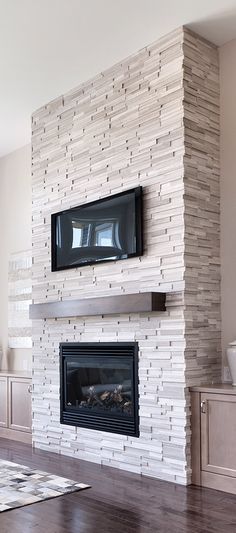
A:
51;186;143;272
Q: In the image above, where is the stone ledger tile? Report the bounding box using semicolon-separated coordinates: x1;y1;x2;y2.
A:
31;27;220;485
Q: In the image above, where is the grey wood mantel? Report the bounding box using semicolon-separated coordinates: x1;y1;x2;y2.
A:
29;292;166;320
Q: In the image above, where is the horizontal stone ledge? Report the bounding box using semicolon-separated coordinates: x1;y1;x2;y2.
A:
29;292;166;320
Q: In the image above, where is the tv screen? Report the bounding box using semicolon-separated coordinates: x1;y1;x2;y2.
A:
51;186;143;271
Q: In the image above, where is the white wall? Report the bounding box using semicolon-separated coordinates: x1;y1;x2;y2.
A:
220;39;236;368
0;144;32;370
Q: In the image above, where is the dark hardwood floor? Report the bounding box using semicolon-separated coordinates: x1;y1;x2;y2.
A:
0;438;236;533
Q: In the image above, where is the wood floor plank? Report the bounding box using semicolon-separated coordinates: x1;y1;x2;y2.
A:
0;438;236;533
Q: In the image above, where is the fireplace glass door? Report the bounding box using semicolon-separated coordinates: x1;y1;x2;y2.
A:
60;342;139;437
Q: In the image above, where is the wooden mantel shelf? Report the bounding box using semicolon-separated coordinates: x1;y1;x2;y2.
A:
29;292;166;320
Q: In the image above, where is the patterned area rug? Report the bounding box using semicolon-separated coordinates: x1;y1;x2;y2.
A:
0;459;90;512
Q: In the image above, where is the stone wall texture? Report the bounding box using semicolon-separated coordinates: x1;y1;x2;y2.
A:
31;27;221;484
183;32;221;389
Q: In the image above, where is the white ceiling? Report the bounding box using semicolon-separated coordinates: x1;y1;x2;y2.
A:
1;0;236;157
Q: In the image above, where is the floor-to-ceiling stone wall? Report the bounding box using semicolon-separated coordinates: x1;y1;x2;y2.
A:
183;30;221;389
31;27;220;484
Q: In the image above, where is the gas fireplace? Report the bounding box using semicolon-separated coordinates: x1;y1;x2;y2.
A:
60;342;139;437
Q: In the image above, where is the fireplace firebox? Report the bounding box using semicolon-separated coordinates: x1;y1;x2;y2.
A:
60;342;139;437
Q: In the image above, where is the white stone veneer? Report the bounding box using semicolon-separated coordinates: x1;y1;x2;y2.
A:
31;27;220;484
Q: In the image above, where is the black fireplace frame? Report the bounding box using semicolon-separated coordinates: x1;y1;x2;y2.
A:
60;342;139;437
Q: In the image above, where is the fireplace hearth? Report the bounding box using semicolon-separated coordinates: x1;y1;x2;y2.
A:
60;342;139;437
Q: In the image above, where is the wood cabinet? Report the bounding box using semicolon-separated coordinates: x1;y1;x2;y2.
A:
0;376;7;427
191;385;236;494
0;372;32;444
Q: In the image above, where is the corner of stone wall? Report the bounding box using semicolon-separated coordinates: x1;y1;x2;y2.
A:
183;27;221;479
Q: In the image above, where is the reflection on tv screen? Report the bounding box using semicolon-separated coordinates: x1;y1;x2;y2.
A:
51;187;142;271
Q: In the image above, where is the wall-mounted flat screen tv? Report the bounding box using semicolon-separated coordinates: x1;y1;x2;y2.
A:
51;186;143;271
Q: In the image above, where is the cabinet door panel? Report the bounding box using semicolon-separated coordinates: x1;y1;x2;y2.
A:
8;378;31;432
201;393;236;477
0;377;7;427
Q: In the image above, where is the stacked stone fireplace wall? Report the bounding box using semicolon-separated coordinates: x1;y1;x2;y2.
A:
183;32;221;387
31;27;221;484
